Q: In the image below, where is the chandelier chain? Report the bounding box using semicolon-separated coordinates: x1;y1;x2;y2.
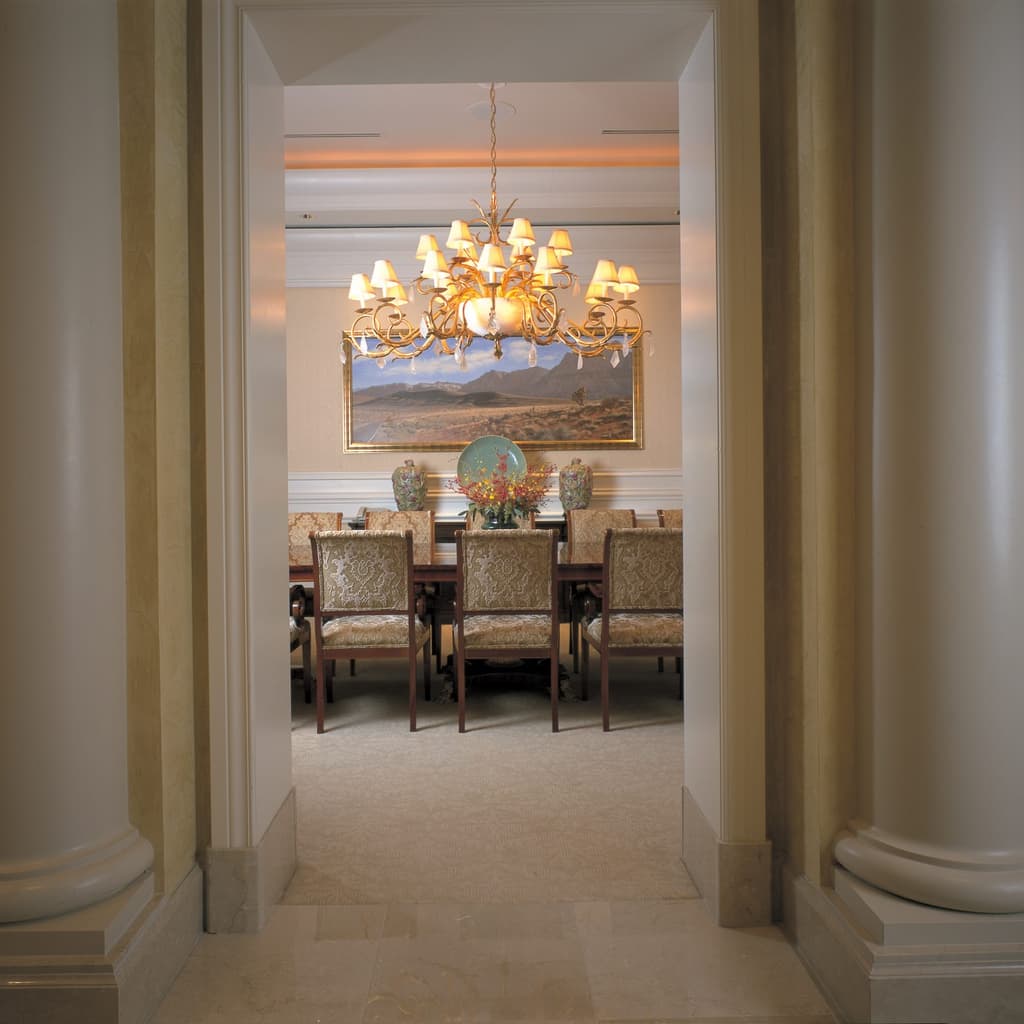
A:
488;82;498;233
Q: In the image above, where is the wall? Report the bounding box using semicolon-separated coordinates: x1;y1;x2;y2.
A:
284;282;683;513
120;0;198;898
242;19;294;844
759;0;859;916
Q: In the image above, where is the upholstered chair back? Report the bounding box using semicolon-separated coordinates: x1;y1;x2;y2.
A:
311;530;411;614
364;509;435;564
605;528;683;611
289;512;343;566
567;508;637;559
459;530;555;613
464;509;536;531
657;508;683;529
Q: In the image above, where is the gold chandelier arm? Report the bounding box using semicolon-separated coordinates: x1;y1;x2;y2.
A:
340;82;646;368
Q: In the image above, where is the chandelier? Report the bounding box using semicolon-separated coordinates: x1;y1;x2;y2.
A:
341;84;646;371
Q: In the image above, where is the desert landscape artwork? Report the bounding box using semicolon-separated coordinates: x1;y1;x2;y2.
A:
343;341;643;451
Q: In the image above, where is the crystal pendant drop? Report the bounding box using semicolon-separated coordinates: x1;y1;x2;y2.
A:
610;350;621;369
528;342;537;368
577;353;584;371
409;358;417;375
338;341;347;365
419;314;430;339
359;335;369;356
487;309;499;334
376;357;386;369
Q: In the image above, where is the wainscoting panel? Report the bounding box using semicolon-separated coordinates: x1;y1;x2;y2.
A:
288;469;683;526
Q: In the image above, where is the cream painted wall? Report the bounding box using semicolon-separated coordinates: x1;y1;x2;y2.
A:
679;18;723;835
242;21;294;843
285;283;682;481
120;0;198;894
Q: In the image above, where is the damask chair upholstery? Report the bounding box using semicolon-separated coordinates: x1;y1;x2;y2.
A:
657;508;683;530
309;530;431;734
289;512;343;569
580;528;684;731
566;508;637;673
363;509;435;564
289;512;348;683
289;583;313;703
454;529;560;733
655;508;684;671
465;508;536;531
288;512;344;689
364;510;442;669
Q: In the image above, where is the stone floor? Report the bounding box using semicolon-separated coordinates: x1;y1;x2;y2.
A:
152;899;836;1023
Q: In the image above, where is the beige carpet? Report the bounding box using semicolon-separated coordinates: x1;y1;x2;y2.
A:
284;641;697;905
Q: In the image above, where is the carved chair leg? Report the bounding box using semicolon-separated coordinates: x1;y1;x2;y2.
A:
601;648;611;732
550;655;559;733
302;639;312;704
423;638;432;703
580;631;590;701
316;655;327;734
457;646;467;733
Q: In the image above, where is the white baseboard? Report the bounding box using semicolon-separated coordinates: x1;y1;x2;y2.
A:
786;867;1024;1023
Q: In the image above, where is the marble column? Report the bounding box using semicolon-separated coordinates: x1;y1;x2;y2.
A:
0;0;153;925
835;0;1024;914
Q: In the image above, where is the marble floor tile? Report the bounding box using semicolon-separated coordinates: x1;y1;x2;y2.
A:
365;902;594;1023
151;905;384;1024
573;901;834;1021
150;900;837;1024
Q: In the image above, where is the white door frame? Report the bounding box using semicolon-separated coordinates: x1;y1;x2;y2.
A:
201;0;766;925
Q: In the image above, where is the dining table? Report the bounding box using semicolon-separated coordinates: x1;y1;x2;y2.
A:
288;540;606;588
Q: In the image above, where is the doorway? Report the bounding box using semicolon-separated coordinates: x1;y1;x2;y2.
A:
201;0;767;926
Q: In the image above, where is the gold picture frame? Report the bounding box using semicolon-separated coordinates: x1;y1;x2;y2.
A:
342;341;644;452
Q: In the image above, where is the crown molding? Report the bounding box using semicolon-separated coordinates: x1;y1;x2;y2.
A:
286;166;679;221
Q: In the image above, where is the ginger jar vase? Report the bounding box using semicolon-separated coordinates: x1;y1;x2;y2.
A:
392;459;426;511
558;457;593;512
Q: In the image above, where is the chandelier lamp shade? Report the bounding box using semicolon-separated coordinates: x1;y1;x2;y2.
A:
341;84;646;371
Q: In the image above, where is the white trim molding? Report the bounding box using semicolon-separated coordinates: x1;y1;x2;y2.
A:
288;468;683;524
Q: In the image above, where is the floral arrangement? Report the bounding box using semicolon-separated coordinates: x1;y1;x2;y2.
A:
447;451;556;525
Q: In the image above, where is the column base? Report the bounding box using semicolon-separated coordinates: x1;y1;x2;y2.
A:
201;787;296;933
787;866;1024;1023
836;824;1024;913
0;864;202;1024
681;785;771;926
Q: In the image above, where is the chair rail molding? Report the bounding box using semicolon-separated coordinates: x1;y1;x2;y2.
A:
288;468;683;523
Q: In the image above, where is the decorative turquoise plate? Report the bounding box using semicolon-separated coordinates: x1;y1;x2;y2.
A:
456;435;526;482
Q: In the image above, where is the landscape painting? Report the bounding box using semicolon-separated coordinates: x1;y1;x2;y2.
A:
343;340;643;451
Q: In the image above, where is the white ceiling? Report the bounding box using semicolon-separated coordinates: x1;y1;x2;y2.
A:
284;82;681;171
257;4;703;286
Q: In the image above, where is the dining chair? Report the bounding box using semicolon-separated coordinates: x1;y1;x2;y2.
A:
289;512;345;689
580;527;684;731
289;583;313;703
309;529;431;734
364;510;442;670
565;508;637;674
289;511;343;568
655;508;684;671
454;529;560;733
657;508;683;529
465;508;536;530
